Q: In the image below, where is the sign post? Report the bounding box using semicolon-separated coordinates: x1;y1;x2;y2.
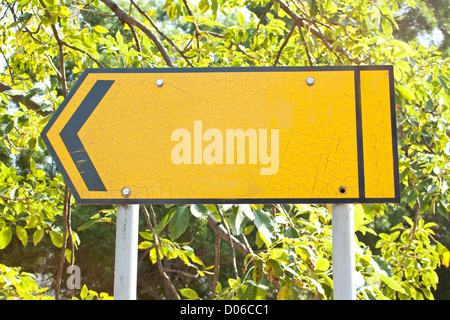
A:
113;204;139;300
40;66;399;300
332;203;356;300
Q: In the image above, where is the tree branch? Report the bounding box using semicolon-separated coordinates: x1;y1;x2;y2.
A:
206;213;249;256
130;0;194;67
138;277;163;300
54;185;71;300
273;24;296;66
275;0;368;64
39;0;68;97
59;39;106;68
299;30;313;66
398;198;421;268
211;233;220;299
256;0;274;33
0;81;50;116
141;205;180;299
215;205;238;279
100;0;175;67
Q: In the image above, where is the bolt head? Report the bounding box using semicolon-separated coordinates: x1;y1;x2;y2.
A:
121;187;131;197
306;77;315;86
155;79;164;87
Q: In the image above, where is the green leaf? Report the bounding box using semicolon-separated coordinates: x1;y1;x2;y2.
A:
253;209;277;246
94;25;109;34
179;288;200;300
77;220;96;231
116;30;124;45
23;87;42;102
379;273;406;294
50;230;63;248
16;226;28;246
139;231;153;240
80;284;88;300
310;0;318;17
237;11;245;25
315;257;329;271
229;206;248;235
149;247;160;264
65;249;72;263
201;19;225;27
189;204;209;219
0;227;12;250
406;189;419;208
0;119;14;136
18;12;32;22
168;206;189;240
153;209;175;234
181;16;196;23
267;259;283;277
381;18;392;35
354;203;365;232
17;0;32;11
277;283;291;300
215;281;222;294
238;204;254;220
397;85;415;101
33;229;45;246
138;241;153;249
441;250;449;268
253;260;263;283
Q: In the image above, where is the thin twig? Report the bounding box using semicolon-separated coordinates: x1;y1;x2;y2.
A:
130;0;194;67
127;22;142;53
256;0;274;33
164;268;199;279
60;39;106;68
54;185;70;300
141;205;180;300
276;0;360;64
215;204;238;279
274;24;296;66
206;213;248;256
398;198;421;267
211;234;220;299
40;1;71;299
77;7;115;17
39;0;68;96
100;0;175;67
299;30;313;66
138;278;163;300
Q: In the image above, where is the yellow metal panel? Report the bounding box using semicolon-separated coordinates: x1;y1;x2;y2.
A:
360;70;397;199
41;67;399;204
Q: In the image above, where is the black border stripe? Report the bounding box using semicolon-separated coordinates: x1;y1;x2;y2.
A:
70;197;400;205
82;65;396;74
60;80;115;191
354;70;365;199
388;66;401;202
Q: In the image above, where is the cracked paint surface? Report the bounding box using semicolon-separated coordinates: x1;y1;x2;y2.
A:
42;67;399;204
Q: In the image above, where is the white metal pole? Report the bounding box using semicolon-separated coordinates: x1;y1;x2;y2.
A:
332;203;356;300
114;204;139;300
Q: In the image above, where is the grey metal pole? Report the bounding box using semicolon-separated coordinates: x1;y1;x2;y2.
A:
332;203;356;300
114;204;139;300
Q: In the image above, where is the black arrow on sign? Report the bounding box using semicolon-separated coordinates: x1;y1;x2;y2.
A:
60;80;115;192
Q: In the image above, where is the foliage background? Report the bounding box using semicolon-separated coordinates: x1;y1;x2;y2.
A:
0;0;449;300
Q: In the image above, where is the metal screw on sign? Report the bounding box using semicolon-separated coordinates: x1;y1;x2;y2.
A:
155;79;164;87
306;77;315;86
121;187;131;197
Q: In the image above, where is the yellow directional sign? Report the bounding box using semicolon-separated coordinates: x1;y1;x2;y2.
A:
41;66;400;204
